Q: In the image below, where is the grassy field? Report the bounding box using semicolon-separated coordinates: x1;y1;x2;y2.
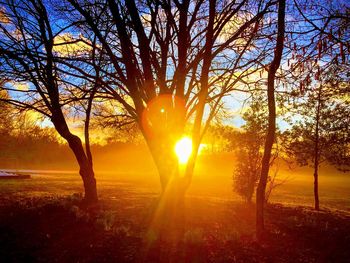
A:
1;151;349;211
0;153;349;262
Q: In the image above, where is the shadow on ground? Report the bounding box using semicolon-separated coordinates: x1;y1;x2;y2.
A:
0;192;349;263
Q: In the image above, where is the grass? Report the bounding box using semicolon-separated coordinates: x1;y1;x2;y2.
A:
0;154;349;262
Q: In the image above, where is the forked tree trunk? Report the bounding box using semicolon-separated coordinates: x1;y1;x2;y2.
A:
256;0;285;239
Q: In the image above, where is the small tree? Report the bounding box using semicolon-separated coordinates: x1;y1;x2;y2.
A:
233;99;266;203
233;95;284;203
283;0;350;211
285;76;350;210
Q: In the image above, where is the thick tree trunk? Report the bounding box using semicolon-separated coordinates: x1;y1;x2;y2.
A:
155;151;190;199
67;135;98;204
256;0;285;239
143;138;189;243
148;141;179;192
52;113;98;204
81;169;97;204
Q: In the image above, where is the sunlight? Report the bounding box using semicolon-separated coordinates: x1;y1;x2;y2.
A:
199;143;208;153
174;137;192;164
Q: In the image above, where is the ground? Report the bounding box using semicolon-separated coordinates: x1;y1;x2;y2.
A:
0;170;349;263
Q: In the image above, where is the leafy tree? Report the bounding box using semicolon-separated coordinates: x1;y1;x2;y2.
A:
232;93;285;204
285;75;350;210
233;99;267;203
203;125;239;153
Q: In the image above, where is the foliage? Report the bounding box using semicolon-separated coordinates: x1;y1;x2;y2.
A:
232;92;287;203
202;125;239;153
284;77;350;172
0;90;14;140
0;96;73;168
233;97;267;203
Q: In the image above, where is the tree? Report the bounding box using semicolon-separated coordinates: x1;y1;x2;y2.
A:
233;98;267;203
276;0;350;210
256;0;286;238
67;0;278;204
0;0;98;204
285;75;350;210
293;0;349;67
232;92;285;204
0;88;15;152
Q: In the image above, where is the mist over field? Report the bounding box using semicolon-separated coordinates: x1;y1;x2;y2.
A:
2;144;349;211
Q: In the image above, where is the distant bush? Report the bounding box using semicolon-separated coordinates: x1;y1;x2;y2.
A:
232;99;266;203
233;135;262;203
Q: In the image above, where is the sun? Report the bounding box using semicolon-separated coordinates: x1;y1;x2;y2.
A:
174;137;192;164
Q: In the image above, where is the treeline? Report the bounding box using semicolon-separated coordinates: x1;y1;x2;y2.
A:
0;99;73;169
0;101;149;170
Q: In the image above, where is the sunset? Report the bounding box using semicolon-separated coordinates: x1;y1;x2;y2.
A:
0;0;349;262
174;137;193;164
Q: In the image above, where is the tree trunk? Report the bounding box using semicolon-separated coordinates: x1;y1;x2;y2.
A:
143;138;188;243
313;85;322;210
313;163;320;210
52;113;98;204
256;0;285;239
67;134;98;204
146;138;179;192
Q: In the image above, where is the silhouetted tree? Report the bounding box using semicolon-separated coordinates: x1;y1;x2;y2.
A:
233;99;267;203
233;94;284;203
0;88;15;152
203;125;239;153
0;0;97;204
67;0;278;202
278;0;350;210
285;74;350;210
256;0;286;239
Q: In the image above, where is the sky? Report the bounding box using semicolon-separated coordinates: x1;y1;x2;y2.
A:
1;0;348;143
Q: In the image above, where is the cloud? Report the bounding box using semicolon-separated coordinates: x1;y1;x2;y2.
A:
53;33;92;56
0;8;10;24
216;12;254;44
11;82;29;91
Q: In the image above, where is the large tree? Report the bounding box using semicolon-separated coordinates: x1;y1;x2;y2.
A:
66;0;278;203
0;0;98;204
